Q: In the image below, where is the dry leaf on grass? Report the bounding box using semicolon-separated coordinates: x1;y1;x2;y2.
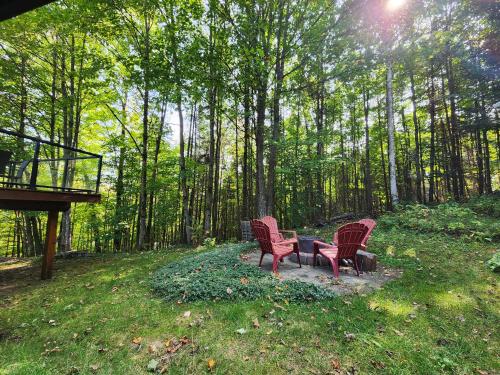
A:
331;359;341;369
207;358;216;371
252;318;260;329
182;311;191;318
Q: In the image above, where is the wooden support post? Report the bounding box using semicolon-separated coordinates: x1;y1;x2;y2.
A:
41;210;58;280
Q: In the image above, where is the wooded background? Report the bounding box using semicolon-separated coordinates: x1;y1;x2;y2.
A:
0;0;498;256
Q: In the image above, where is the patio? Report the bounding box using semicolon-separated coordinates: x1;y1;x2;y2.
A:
242;249;401;296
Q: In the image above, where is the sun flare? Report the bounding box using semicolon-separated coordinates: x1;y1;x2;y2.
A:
386;0;406;11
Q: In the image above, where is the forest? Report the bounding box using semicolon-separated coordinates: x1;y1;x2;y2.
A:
0;0;498;255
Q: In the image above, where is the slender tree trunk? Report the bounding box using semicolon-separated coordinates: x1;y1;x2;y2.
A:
204;13;216;236
386;56;399;206
136;16;151;250
480;99;492;193
363;86;372;214
114;97;127;252
428;74;437;202
410;71;423;202
242;85;250;219
255;83;267;218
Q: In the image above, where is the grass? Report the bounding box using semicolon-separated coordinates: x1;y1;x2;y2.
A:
1;204;499;375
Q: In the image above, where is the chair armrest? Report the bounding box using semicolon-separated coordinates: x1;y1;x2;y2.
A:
312;240;334;256
359;244;367;251
279;230;297;239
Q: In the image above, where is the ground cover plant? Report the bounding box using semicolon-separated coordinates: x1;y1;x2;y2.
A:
1;202;499;374
151;242;335;303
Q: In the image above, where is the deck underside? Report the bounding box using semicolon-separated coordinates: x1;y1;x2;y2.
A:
0;188;100;212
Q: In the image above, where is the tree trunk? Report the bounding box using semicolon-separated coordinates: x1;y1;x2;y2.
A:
410;71;423;202
136;16;151;250
386;56;399;206
363;86;372;214
428;74;437;202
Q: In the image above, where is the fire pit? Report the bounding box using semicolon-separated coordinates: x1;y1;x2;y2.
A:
288;235;330;266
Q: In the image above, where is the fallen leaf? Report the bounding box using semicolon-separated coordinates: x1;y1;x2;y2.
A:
226;287;233;295
207;358;216;371
240;277;249;285
132;337;142;345
252;318;260;329
475;369;489;375
183;311;191;318
392;328;404;336
89;364;100;373
148;341;163;354
236;328;247;335
147;359;159;372
273;303;286;311
42;346;62;355
331;359;341;369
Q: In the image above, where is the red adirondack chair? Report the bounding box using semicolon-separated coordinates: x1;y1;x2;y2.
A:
313;222;369;278
358;218;376;247
333;218;376;247
251;219;301;273
261;216;298;245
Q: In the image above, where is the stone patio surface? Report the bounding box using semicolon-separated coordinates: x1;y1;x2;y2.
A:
241;250;401;295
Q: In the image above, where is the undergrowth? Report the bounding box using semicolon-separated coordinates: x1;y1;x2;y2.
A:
379;200;500;241
151;242;336;303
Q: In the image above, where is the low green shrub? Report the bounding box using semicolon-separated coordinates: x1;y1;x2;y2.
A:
465;193;500;218
151;242;336;303
379;202;500;241
487;252;500;273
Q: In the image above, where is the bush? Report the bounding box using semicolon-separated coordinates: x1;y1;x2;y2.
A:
487;252;500;273
151;242;336;303
465;193;500;218
378;202;500;241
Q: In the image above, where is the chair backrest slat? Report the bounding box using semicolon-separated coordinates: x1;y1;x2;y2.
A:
358;218;376;246
261;216;284;243
337;222;369;259
250;219;274;253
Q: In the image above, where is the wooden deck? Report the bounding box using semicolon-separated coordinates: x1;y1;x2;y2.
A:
0;188;100;212
0;188;101;279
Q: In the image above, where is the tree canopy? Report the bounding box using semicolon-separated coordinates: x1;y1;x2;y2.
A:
0;0;498;254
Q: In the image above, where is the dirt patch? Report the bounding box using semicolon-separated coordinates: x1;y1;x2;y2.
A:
242;250;401;295
0;256;107;300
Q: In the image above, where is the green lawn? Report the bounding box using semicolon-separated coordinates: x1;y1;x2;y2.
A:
1;205;499;374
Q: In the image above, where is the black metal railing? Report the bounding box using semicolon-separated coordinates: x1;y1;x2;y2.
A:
0;128;102;194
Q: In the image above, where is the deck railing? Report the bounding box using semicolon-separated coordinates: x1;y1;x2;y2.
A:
0;128;102;194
